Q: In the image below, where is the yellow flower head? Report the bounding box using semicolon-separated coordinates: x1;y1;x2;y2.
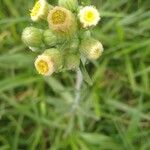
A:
47;6;76;35
30;0;49;21
78;6;100;28
35;55;54;76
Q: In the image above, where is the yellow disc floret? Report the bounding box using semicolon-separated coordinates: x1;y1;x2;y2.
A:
84;11;95;22
36;60;49;74
51;10;66;24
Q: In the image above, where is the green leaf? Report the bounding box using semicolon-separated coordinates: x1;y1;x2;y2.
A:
80;61;93;86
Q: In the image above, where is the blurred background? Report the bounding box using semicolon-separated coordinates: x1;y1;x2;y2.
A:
0;0;150;149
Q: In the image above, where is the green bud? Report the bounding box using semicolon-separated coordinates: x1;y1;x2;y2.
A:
69;37;80;51
43;29;57;47
44;48;63;72
79;37;104;60
65;53;80;70
22;27;43;47
58;0;78;11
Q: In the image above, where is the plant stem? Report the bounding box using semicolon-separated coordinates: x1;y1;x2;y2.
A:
72;69;83;111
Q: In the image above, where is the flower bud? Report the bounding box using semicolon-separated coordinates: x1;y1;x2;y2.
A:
43;48;63;72
47;6;77;37
69;37;80;51
22;27;43;47
58;0;78;12
30;0;53;22
79;37;104;60
65;53;80;70
43;29;57;47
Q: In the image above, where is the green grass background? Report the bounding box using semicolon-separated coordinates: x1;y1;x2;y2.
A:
0;0;150;149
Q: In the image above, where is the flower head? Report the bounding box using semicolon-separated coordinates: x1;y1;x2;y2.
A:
35;54;55;76
47;6;77;36
78;6;100;28
22;0;104;76
79;37;103;60
30;0;50;21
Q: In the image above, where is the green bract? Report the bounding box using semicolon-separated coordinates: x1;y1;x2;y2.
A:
58;0;78;11
65;53;80;70
44;49;63;72
43;29;58;47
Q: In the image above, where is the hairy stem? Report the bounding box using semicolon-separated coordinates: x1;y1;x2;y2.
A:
72;69;83;111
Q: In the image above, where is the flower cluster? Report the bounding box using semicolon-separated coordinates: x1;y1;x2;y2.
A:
22;0;103;76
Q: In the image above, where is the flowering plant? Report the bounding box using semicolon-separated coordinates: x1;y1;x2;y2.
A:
22;0;103;85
